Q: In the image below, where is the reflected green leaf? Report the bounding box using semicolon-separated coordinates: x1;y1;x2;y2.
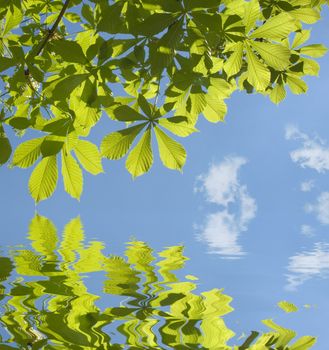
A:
0;216;317;350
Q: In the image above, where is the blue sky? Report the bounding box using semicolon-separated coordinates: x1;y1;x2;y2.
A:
1;8;329;349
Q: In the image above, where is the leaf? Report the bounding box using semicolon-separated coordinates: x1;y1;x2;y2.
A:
74;139;103;175
138;13;178;36
299;44;328;58
44;74;89;100
101;123;146;160
290;8;321;24
8;117;31;130
203;87;228;122
185;0;221;11
250;13;296;40
250;41;291;70
29;155;58;203
0;57;15;72
12;138;43;168
292;30;311;49
112;105;148;122
224;42;243;77
189;88;206;116
302;58;320;76
210;77;235;98
61;150;83;200
278;301;298;313
270;84;286;104
244;0;261;33
246;45;271;91
154;126;186;171
50;39;88;64
126;128;153;178
158;117;198;137
287;75;308;94
3;5;23;35
41;137;64;157
0;125;12;165
138;95;152;117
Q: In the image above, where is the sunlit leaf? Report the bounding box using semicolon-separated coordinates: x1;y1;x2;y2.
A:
74;140;103;175
61;150;83;200
250;13;296;40
101;123;146;160
158;117;198;137
126;128;153;177
12;138;43;168
155;126;186;171
29;156;58;203
246;45;271;91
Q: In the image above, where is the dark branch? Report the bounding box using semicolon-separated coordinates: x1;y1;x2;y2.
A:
34;0;71;57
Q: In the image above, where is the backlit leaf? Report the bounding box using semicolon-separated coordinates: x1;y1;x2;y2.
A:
155;127;186;171
74;140;104;175
12;138;43;168
246;45;271;91
101;123;146;160
250;13;296;40
62;150;83;200
29;156;58;203
126;128;153;177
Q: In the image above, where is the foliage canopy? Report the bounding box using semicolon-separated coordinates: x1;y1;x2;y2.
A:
0;0;328;201
0;215;317;349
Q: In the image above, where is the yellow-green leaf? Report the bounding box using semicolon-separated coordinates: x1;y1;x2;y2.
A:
126;128;153;178
158;117;198;137
62;151;83;200
287;75;308;94
101;123;146;160
246;45;271;91
270;84;286;104
29;156;58;203
251;41;291;70
224;42;243;77
12;138;44;168
203;87;228;122
300;44;328;58
290;8;320;24
154;127;186;171
244;0;260;33
74;139;103;175
292;30;311;48
250;13;296;40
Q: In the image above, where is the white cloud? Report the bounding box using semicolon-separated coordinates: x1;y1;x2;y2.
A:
195;156;247;207
286;243;329;290
285;125;329;173
300;180;315;192
306;192;329;225
196;156;257;259
300;225;315;237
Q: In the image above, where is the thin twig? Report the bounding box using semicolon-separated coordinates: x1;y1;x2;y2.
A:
33;0;71;58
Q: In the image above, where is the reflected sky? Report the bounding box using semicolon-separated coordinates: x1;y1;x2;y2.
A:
286;242;329;291
1;7;329;350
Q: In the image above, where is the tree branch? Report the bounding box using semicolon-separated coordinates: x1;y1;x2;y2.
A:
34;0;71;57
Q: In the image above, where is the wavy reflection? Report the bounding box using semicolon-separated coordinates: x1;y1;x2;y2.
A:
0;215;316;349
